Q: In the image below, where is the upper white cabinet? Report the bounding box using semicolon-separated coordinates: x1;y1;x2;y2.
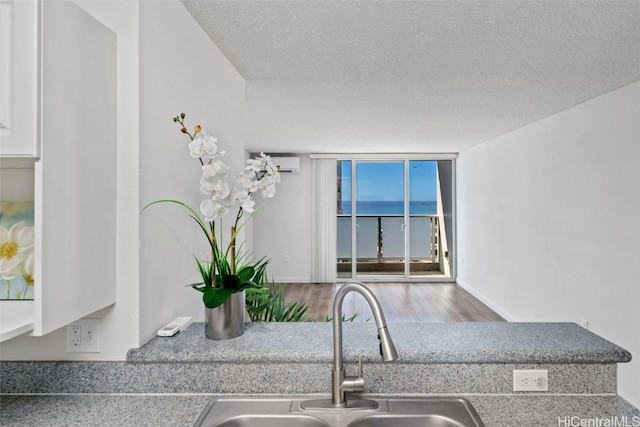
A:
34;0;117;336
0;0;117;341
0;0;39;157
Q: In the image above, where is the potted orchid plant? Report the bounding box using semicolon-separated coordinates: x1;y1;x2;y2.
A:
144;113;280;338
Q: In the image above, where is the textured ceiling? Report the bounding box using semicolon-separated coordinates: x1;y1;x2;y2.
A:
180;0;640;154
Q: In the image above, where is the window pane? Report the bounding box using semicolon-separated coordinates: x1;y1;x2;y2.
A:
356;162;404;275
409;160;437;215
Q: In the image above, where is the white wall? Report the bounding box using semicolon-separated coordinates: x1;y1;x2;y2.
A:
1;0;141;360
138;0;246;343
251;155;313;283
457;81;640;407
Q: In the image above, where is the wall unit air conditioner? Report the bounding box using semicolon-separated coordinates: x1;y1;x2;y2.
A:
270;156;300;173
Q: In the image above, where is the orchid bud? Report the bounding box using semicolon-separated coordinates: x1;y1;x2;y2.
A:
180;112;186;119
195;125;202;133
181;127;187;134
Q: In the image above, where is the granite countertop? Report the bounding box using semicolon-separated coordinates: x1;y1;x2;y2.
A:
1;394;638;427
127;321;632;364
1;322;638;426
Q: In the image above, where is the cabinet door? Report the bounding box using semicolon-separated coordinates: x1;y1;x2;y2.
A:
0;0;39;157
33;0;117;335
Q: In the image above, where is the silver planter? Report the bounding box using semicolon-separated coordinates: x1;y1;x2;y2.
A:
204;290;245;340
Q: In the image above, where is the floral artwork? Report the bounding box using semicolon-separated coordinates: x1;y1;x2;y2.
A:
0;202;35;300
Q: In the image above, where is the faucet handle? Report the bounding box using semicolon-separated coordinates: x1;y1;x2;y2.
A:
341;357;365;393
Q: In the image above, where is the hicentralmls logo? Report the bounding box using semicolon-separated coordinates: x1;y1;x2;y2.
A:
558;416;640;427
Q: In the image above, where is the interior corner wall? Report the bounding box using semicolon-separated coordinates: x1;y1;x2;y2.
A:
456;81;640;408
139;0;246;344
251;155;313;283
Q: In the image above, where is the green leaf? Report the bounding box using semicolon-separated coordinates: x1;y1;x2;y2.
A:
239;280;260;290
202;287;233;309
235;265;255;283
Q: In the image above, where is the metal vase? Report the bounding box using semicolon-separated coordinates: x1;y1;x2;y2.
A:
204;290;245;340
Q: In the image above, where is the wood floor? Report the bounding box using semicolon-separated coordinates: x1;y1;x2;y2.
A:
279;282;505;323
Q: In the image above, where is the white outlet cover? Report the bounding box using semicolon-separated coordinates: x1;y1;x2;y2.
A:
65;319;101;353
513;369;548;392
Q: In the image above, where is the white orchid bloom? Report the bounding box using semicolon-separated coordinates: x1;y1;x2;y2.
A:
245;158;262;172
188;132;218;161
213;202;229;219
258;152;271;162
237;171;255;189
259;177;277;198
200;176;231;200
0;222;35;280
228;189;256;213
202;159;229;179
211;159;229;176
246;179;261;193
201;164;217;178
200;199;230;221
200;199;217;222
265;162;281;182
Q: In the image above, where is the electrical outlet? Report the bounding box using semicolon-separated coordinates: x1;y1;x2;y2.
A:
66;319;101;353
513;369;548;392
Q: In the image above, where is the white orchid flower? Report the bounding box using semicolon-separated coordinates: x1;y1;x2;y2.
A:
202;164;217;178
200;199;217;222
211;159;229;175
202;159;229;179
0;222;35;280
200;176;231;200
265;163;281;182
188;132;218;161
245;158;262;172
259;177;276;198
246;179;261;193
236;171;252;187
228;189;256;213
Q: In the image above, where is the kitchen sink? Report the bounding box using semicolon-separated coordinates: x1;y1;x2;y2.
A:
194;397;485;427
212;415;330;427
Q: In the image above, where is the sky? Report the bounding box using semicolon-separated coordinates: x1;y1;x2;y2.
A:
340;160;437;203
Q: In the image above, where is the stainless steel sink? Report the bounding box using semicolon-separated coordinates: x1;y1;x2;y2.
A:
345;398;484;427
193;397;485;427
213;415;330;427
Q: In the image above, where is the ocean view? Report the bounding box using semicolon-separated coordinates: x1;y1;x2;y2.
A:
339;201;437;215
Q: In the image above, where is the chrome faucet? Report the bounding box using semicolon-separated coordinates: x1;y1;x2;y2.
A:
301;281;398;410
330;281;398;407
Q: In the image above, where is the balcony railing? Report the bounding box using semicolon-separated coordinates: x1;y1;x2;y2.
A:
337;215;439;270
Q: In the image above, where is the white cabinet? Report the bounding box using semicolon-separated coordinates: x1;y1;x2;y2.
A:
1;0;117;341
0;0;39;157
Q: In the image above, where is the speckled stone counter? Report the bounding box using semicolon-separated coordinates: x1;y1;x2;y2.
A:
1;322;632;396
1;322;637;426
127;322;631;364
1;394;638;427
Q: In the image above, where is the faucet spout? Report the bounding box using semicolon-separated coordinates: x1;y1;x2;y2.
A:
331;281;397;407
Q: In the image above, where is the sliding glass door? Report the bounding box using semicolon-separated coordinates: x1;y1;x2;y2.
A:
337;159;449;279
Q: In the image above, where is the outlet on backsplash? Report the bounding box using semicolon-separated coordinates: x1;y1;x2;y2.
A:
513;369;548;392
66;319;101;353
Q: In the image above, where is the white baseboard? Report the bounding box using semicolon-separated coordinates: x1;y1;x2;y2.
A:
272;276;312;283
456;278;517;322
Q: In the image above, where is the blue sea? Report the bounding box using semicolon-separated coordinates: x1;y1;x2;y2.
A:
339;201;436;215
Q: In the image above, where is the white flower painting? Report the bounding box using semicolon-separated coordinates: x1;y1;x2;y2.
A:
0;202;35;300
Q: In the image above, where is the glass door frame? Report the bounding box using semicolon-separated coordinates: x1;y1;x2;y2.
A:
335;154;457;282
349;159;408;279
